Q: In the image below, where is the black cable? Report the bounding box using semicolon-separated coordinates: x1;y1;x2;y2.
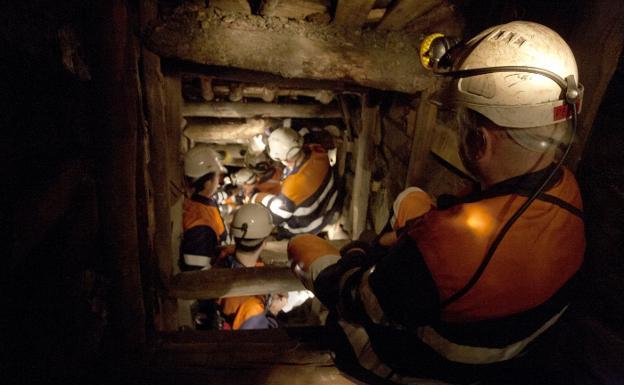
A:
443;66;568;90
440;102;578;308
430;64;579;307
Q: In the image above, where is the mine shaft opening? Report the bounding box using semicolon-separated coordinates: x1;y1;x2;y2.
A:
165;61;379;331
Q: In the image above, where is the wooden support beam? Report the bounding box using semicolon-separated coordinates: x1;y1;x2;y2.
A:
260;0;329;19
334;0;376;28
209;0;251;15
182;101;342;119
148;328;355;385
169;266;305;299
351;95;376;239
405;87;439;187
100;0;145;347
377;0;442;31
565;0;624;170
183;118;272;144
163;73;186;200
208;84;335;104
147;4;433;93
404;0;463;35
141;0;178;332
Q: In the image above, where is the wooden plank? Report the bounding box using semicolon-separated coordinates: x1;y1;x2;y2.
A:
208;84;335;104
164;60;370;93
377;0;441;31
565;0;624;171
148;327;354;384
163;74;186;200
260;0;329;19
405;87;439;187
146;4;433;93
182;101;343;118
404;0;463;35
183;118;273;144
169;266;305;299
209;0;251;15
99;0;145;347
351;95;376;239
334;0;376;28
141;0;178;332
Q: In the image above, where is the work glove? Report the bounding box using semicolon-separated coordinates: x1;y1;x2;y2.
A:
288;234;341;292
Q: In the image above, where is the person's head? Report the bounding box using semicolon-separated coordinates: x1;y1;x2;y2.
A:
430;21;581;186
232;168;257;197
244;150;275;177
184;145;227;196
267;127;304;167
230;204;274;265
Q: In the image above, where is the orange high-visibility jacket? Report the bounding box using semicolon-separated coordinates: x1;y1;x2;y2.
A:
253;145;338;237
179;194;227;270
309;165;585;369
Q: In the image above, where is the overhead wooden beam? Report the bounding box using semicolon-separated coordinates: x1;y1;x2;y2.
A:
169;266;304;299
183;118;272;144
334;0;376;28
182;101;342;118
377;0;442;31
260;0;329;19
146;4;433;93
209;0;251;15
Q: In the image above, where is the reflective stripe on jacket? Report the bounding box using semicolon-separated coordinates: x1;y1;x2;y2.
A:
390;187;435;230
312;165;585;369
253;146;338;237
180;194;227;269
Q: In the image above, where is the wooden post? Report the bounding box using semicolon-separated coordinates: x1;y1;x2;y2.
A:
334;0;376;28
351;94;376;240
377;0;441;31
406;87;439;187
140;0;178;332
565;0;624;171
163;74;185;200
99;0;145;348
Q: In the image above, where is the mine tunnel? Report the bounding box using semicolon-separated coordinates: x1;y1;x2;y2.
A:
4;0;624;384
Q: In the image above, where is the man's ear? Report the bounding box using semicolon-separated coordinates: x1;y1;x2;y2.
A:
464;127;488;161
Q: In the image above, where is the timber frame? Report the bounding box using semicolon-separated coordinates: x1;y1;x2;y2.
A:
108;0;624;382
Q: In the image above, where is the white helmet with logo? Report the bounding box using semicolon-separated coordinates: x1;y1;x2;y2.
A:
433;21;581;129
232;168;257;186
184;145;227;180
244;150;273;174
267;127;303;162
230;204;274;244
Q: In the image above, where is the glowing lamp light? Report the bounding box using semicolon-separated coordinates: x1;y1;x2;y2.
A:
464;206;494;236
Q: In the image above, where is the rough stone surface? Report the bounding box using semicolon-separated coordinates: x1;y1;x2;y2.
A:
146;3;432;93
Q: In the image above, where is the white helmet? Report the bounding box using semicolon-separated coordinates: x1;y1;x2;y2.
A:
432;21;581;129
267;127;303;162
230;204;273;242
184;145;227;180
232;168;256;186
244;151;273;173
